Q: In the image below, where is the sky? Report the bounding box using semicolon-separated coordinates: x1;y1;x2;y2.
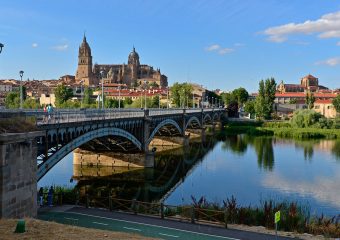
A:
0;0;340;93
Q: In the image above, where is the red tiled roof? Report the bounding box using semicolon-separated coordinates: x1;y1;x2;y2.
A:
303;74;317;79
315;99;333;104
275;92;337;98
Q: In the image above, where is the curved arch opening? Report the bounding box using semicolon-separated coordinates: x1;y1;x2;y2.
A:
38;127;142;181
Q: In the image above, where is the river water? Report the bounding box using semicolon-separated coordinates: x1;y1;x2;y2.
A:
38;135;340;217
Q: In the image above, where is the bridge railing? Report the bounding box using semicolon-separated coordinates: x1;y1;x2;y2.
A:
36;109;145;125
0;108;224;125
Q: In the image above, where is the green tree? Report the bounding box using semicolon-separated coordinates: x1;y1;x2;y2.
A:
170;82;193;107
244;100;255;117
332;95;340;113
124;97;133;106
291;109;323;128
255;78;276;119
83;87;94;106
220;92;234;106
23;98;40;109
5;92;20;109
54;84;73;108
289;98;297;104
305;91;315;110
152;95;160;108
232;87;249;106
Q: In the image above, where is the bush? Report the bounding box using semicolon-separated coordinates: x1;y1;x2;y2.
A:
291;110;323;128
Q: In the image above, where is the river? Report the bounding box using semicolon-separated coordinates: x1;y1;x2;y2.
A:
38;135;340;217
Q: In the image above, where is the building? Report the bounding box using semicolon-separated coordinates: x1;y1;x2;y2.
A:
277;74;328;93
75;35;168;88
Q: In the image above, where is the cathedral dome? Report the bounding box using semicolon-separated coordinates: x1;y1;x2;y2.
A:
128;47;140;65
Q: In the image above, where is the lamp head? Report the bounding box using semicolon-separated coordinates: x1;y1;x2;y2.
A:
0;43;4;54
19;70;24;78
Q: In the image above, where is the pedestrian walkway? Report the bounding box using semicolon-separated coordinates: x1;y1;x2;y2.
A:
38;206;294;240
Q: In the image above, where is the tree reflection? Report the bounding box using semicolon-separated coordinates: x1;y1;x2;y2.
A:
252;137;274;171
221;135;248;155
332;140;340;161
222;135;274;171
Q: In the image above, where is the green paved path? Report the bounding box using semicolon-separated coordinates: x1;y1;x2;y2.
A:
38;211;238;240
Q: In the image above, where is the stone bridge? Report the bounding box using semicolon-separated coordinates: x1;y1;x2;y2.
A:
25;108;225;180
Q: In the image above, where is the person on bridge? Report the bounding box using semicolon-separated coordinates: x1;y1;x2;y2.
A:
38;187;44;206
47;104;53;122
47;186;54;207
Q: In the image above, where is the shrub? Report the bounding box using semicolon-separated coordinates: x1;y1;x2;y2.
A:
290;110;323;128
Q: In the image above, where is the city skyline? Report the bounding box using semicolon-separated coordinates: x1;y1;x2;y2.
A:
1;0;340;92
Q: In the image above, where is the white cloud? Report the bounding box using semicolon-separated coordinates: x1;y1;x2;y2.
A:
52;44;68;51
205;44;220;51
315;57;340;66
262;173;340;209
234;43;245;47
218;48;234;55
205;44;234;55
32;43;38;48
263;11;340;42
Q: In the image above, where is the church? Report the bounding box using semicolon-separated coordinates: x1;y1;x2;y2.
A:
75;35;168;88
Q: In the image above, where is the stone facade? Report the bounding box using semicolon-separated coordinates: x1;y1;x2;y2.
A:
75;35;168;88
0;131;43;218
277;74;328;93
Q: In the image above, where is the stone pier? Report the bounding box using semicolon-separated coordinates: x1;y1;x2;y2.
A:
0;131;43;218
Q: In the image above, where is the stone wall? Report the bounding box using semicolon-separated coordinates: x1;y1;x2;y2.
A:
0;131;43;218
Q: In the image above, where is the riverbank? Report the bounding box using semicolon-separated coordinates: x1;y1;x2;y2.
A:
222;121;340;139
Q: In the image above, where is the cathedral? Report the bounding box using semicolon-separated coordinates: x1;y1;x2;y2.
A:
75;35;168;88
277;74;328;93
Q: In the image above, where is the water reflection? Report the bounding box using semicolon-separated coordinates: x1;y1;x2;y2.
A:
222;136;340;170
222;135;274;171
75;137;218;203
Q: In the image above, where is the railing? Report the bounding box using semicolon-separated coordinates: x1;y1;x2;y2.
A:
78;196;228;228
0;108;224;125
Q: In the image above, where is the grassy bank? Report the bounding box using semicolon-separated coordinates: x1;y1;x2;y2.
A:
183;196;340;238
223;121;340;139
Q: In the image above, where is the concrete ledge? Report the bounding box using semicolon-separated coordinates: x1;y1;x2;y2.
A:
0;131;44;144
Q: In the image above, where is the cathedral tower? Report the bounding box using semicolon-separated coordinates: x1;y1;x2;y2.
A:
75;34;97;85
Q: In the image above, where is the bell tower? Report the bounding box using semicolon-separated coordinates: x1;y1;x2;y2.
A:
75;34;97;85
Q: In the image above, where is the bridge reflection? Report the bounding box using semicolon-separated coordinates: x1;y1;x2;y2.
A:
73;135;217;204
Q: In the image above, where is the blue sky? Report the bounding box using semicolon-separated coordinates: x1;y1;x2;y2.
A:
1;0;340;92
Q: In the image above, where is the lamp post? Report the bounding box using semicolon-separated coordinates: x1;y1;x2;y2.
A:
19;70;24;109
206;96;208;108
144;80;148;109
192;93;195;108
140;89;143;108
100;70;104;109
166;87;169;109
0;43;4;54
80;80;84;108
118;85;121;110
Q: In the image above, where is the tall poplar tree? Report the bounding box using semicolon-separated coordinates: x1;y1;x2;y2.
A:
255;78;276;119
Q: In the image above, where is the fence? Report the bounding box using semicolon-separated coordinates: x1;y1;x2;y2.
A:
75;195;229;228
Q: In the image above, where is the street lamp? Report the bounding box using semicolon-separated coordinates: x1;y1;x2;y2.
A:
192;96;194;109
100;70;104;109
0;43;4;54
80;80;84;108
143;80;148;109
166;87;169;109
118;84;121;110
19;70;24;109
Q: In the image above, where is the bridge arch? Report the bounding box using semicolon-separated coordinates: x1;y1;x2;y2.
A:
212;112;219;121
203;114;212;124
147;119;182;146
185;116;202;130
37;127;142;180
